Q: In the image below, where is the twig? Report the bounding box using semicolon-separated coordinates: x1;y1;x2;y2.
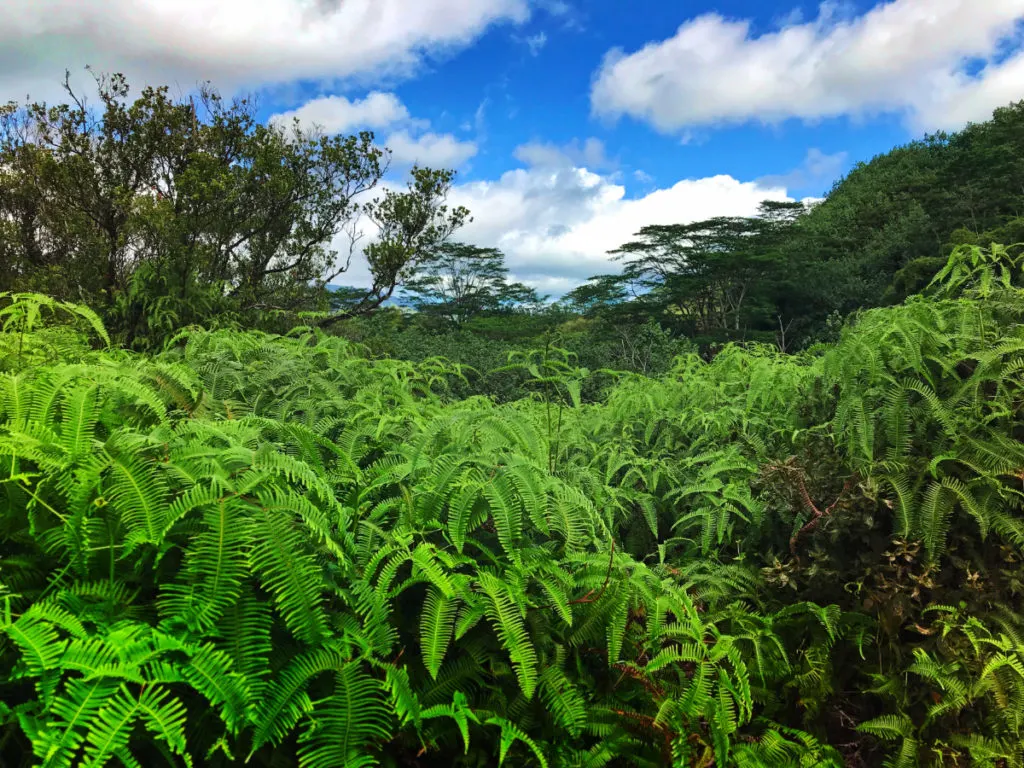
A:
529;539;617;615
612;662;665;697
570;539;616;605
789;472;858;556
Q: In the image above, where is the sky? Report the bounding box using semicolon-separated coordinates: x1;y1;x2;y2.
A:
3;0;1024;296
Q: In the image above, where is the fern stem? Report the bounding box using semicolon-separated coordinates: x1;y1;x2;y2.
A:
570;539;616;605
17;481;68;523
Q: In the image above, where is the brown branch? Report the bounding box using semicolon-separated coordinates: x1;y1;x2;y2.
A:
610;709;664;730
570;538;616;605
612;662;665;697
610;708;675;760
318;285;396;327
788;472;858;556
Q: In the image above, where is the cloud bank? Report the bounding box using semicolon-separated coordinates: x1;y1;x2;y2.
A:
0;0;530;100
592;0;1024;132
269;92;478;170
386;130;479;168
269;92;414;134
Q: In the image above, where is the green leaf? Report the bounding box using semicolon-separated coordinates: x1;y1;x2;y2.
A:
420;587;459;680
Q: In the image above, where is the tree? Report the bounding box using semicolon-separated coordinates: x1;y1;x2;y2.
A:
321;168;470;325
401;242;540;327
560;202;808;348
561;275;629;317
559;100;1024;348
0;71;467;346
781;100;1024;329
607;208;800;340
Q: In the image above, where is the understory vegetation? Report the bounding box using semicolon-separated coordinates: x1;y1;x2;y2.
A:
2;241;1024;767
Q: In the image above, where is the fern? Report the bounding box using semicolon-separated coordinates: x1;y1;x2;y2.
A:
295;662;392;768
477;571;539;699
5;251;1024;768
420;587;459;680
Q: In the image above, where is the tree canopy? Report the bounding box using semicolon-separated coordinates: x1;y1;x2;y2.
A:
0;72;467;346
562;102;1024;349
402;241;541;327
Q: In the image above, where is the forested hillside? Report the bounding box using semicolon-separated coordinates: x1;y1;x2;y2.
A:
3;76;1024;767
565;102;1024;351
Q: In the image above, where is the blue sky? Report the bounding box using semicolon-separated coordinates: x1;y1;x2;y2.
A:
3;0;1024;294
264;0;907;199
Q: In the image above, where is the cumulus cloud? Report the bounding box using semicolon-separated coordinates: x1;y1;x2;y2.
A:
0;0;530;101
269;92;414;134
385;130;479;168
443;165;790;294
267;92;475;171
591;0;1024;133
918;49;1024;130
332;162;793;295
513;137;615;171
267;91;476;168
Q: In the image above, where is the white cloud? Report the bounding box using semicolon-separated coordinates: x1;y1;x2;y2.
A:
269;92;413;134
526;32;548;55
591;0;1024;133
443;165;790;294
537;0;585;32
332;162;793;294
633;169;654;184
385;130;479;168
918;48;1024;130
537;0;572;16
757;148;848;193
0;0;530;101
268;92;477;169
514;137;614;170
514;31;548;56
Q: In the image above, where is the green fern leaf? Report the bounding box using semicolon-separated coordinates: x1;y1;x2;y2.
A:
81;685;140;767
39;678;119;768
295;662;392;768
249;505;328;646
250;648;347;752
486;715;549;768
477;572;538;699
857;713;914;740
539;667;586;737
420;587;459;680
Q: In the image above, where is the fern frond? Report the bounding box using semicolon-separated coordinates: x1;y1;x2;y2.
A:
248;505;328;646
477;571;539;699
486;715;549;768
295;662;393;768
420;587;459;680
250;648;347;752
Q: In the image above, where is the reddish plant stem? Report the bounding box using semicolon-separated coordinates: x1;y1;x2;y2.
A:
570;539;616;605
789;472;857;556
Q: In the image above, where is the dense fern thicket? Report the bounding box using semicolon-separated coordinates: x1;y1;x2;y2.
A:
2;243;1024;767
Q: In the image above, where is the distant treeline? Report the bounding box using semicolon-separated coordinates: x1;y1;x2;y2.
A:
563;101;1024;348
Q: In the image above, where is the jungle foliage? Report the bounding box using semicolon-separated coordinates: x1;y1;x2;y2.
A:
568;101;1024;349
2;241;1024;767
7;78;1024;364
0;72;467;348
